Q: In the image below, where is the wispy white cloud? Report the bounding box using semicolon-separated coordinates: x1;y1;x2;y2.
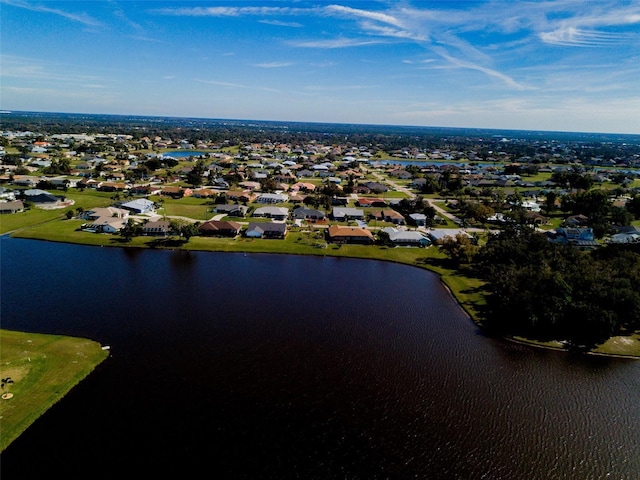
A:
304;84;378;92
432;48;530;91
154;6;311;17
195;79;281;93
1;0;102;27
259;19;303;28
324;4;405;29
252;62;293;68
111;2;142;31
127;35;166;44
290;38;388;49
1;56;104;84
539;27;632;47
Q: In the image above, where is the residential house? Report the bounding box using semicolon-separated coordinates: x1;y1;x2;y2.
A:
161;186;192;198
97;182;127;192
609;232;640;244
214;204;248;217
381;227;431;247
245;222;287;239
376;209;406;225
194;188;217;200
0;188;16;201
12;175;40;187
388;169;412;179
296;169;315;178
292;207;326;221
83;217;128;234
524;211;549;226
256;193;289;204
332;207;365;221
141;220;172;237
356;198;387;207
361;181;389;193
289;194;307;204
409;213;427;226
547;227;598;249
130;185;161;196
81;207;129;220
252;206;289;220
199;220;242;237
49;176;76;189
121;198;155;215
327;225;375;244
239;181;261;191
23;189;61;205
225;191;255;203
0;200;24;214
564;214;589;227
291;182;316;192
427;229;474;244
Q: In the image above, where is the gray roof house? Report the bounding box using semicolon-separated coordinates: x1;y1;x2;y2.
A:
142;220;172;237
292;207;326;220
214;204;248;217
252;206;289;220
332;207;364;221
381;227;431;247
427;229;473;243
409;213;427;226
256;193;289;204
121;198;155;214
245;222;287;239
0;200;24;214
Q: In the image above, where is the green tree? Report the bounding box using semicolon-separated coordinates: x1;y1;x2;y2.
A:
186;159;207;187
543;191;557;214
119;218;141;242
439;233;479;266
626;195;640;219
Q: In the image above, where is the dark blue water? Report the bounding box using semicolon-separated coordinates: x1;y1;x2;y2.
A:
1;237;639;479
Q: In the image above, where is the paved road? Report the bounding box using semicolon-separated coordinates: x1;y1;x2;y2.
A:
367;170;464;225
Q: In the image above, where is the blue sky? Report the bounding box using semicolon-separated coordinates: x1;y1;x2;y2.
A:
1;1;639;134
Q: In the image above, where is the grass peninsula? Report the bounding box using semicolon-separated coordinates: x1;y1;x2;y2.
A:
0;329;109;451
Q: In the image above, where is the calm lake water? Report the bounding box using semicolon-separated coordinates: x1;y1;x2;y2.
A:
1;237;639;479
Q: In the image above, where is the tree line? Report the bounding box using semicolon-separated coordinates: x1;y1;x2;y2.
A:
469;226;640;350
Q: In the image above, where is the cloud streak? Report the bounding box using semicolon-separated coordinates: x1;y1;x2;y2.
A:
252;62;293;68
195;79;281;93
1;0;102;27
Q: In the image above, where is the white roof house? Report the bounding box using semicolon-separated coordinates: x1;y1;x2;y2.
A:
121;198;155;214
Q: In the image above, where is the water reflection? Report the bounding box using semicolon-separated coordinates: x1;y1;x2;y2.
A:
1;237;638;479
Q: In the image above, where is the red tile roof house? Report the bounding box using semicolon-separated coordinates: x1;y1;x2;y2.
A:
327;225;375;244
376;209;406;225
161;186;192;198
356;198;387;208
225;191;256;204
198;220;242;237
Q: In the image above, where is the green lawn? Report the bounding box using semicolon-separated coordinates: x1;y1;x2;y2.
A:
0;329;109;451
151;195;213;220
0;190;114;235
6;189;639;361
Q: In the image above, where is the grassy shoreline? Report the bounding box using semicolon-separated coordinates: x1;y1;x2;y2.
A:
1;213;637;449
0;329;109;451
6;215;639;358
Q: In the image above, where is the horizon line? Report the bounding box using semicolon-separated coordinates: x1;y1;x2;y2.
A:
3;109;640;138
